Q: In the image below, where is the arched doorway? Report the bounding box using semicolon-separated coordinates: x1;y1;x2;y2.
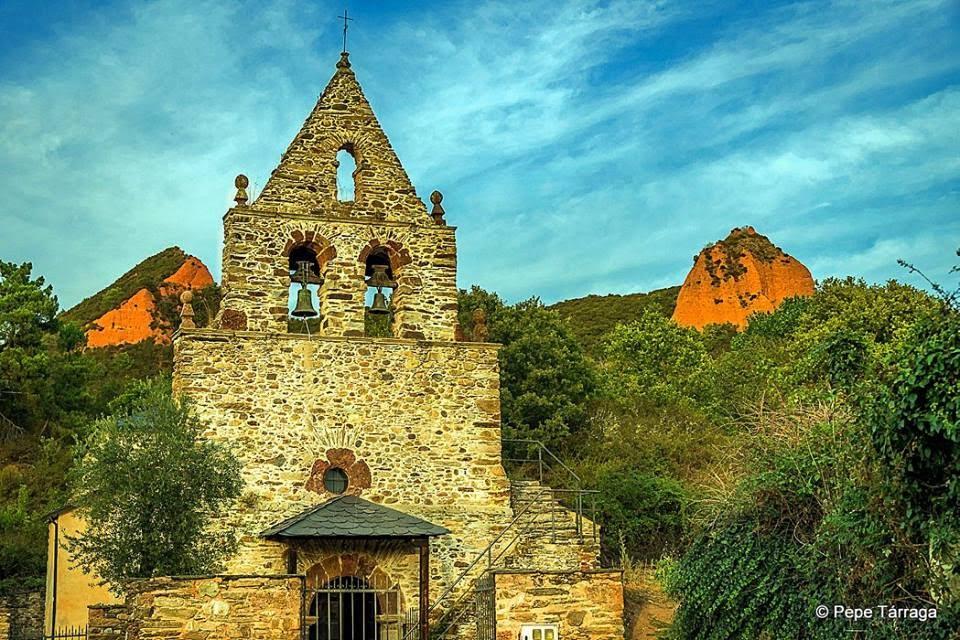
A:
304;563;404;640
306;575;377;640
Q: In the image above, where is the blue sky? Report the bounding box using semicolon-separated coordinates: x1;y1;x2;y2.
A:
1;0;958;309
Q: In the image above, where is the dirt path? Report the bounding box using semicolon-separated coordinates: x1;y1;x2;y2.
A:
624;569;677;639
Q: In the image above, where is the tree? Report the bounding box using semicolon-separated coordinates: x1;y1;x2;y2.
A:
458;288;597;451
69;377;242;585
662;255;960;639
591;464;687;559
599;310;707;408
0;261;95;589
0;260;58;350
869;277;960;602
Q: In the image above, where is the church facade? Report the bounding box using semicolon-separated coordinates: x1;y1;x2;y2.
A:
59;52;624;640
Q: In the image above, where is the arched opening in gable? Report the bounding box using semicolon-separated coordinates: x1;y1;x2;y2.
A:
336;145;357;202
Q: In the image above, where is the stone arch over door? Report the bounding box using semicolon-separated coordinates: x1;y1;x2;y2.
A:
304;554;406;640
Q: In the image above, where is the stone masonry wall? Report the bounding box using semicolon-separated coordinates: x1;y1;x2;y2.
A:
255;53;427;222
493;570;625;640
173;331;513;599
218;209;458;341
123;576;302;640
87;604;129;640
0;590;43;638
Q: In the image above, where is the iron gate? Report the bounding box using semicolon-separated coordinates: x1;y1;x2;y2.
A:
304;575;406;640
474;573;495;640
11;628;87;640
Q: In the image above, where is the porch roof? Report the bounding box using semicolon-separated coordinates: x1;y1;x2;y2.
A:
260;495;450;540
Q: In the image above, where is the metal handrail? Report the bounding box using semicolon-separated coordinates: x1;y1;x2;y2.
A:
431;505;548;637
502;438;583;488
399;487;550;640
406;440;602;640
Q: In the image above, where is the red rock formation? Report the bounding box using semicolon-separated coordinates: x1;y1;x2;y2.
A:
85;288;165;347
672;226;814;330
161;256;214;292
84;255;214;348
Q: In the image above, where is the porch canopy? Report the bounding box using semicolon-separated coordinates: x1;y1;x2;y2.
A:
261;495;448;639
261;495;450;540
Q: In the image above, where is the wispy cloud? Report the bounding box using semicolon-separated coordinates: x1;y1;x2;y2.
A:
0;0;957;308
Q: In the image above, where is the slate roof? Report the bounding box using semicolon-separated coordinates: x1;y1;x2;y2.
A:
260;495;450;540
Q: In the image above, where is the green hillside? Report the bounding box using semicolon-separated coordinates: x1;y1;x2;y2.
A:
62;246;189;328
549;286;681;352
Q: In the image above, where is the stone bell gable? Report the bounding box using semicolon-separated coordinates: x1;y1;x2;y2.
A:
215;51;457;341
255;52;425;221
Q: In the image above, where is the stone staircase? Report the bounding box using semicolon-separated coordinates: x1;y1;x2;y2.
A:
421;480;601;639
507;480;600;570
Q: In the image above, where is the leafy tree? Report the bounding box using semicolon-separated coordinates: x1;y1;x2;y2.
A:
69;377;242;585
868;278;960;601
459;288;596;451
496;299;597;450
589;464;687;559
0;261;97;589
600;310;707;408
662;256;960;639
457;285;506;341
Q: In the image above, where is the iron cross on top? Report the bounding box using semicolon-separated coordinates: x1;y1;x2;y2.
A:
338;9;354;53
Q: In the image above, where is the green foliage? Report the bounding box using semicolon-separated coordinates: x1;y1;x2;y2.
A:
458;288;596;451
69;377;242;584
661;257;960;638
0;438;72;592
364;309;391;338
700;322;738;357
600;310;708;408
61;247;189;329
456;285;506;341
816;327;870;389
0;261;102;587
548;286;680;353
869;302;960;600
288;316;323;335
743;295;809;339
662;521;807;640
0;260;59;349
589;465;687;559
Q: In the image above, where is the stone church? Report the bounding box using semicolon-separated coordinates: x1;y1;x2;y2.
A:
47;52;625;640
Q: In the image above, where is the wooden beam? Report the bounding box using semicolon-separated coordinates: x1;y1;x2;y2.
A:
419;538;430;639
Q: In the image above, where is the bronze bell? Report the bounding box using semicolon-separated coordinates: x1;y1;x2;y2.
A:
292;284;318;318
369;289;390;315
